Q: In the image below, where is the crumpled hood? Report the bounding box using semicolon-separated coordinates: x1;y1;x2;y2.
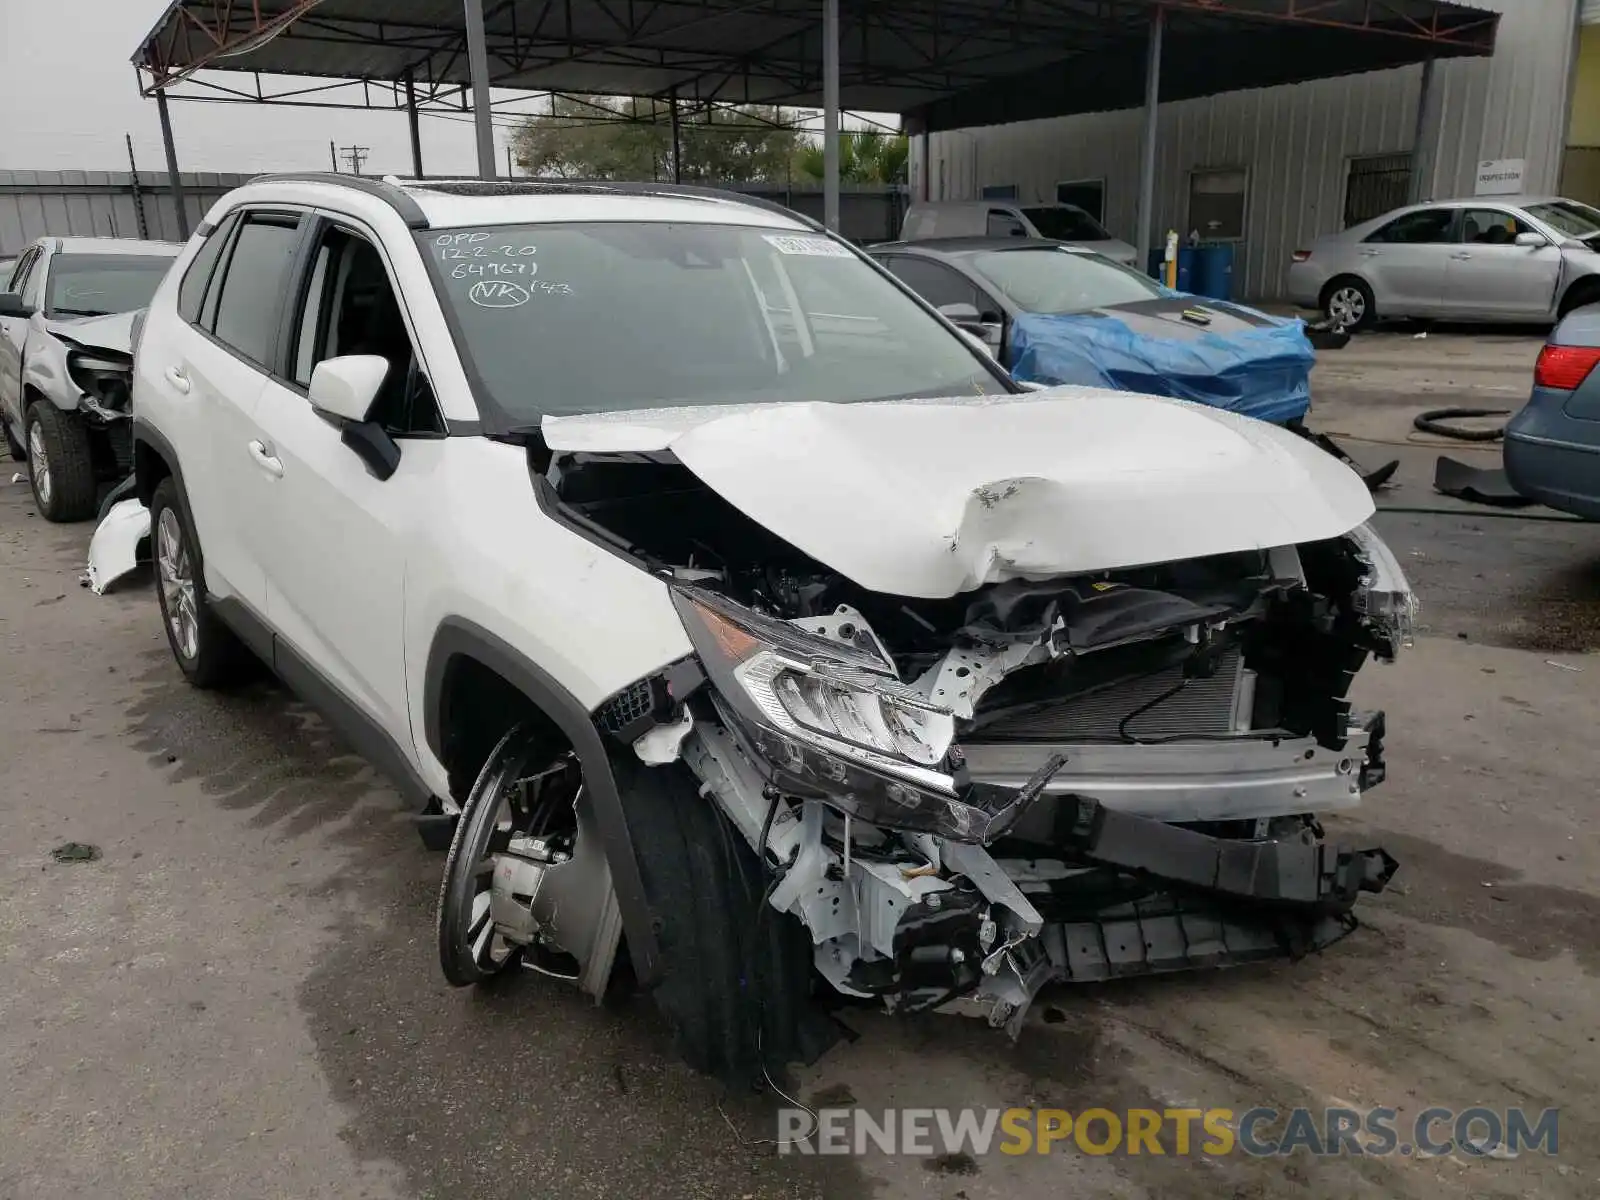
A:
44;310;138;356
541;388;1375;599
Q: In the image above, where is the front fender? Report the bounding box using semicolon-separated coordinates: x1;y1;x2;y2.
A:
422;616;664;988
22;327;77;411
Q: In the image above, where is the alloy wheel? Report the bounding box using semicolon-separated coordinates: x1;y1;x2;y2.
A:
1328;286;1366;329
156;507;200;662
27;422;50;509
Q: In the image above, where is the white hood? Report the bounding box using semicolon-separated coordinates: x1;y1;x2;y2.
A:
542;388;1375;599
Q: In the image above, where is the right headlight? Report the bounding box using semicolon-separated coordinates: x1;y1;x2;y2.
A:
1346;521;1417;658
672;586;1018;843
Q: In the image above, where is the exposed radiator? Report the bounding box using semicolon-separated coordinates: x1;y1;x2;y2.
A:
973;648;1248;741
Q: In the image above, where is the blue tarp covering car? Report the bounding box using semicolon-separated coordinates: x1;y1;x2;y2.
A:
1008;304;1316;426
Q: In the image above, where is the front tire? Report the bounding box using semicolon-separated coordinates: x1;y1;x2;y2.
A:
150;477;252;688
613;757;838;1082
25;403;97;522
1322;276;1376;332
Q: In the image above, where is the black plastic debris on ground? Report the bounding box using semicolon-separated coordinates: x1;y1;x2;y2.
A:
50;842;102;864
1434;455;1536;508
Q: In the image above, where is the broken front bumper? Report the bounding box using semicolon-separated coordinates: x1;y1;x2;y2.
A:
867;792;1397;1031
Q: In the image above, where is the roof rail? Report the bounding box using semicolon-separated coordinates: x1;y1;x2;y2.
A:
250;171;430;229
394;177;828;234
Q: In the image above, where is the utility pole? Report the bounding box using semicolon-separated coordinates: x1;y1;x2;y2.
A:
329;140;339;171
126;134;149;239
339;145;370;175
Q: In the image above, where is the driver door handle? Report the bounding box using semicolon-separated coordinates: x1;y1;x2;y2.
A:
164;365;191;394
247;439;284;478
1450;251;1473;260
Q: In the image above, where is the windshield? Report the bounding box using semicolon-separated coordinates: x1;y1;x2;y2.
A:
47;253;175;318
1020;206;1113;242
1526;201;1600;243
970;248;1164;314
420;222;1002;423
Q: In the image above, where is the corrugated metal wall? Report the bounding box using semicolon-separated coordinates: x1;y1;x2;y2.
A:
917;0;1579;300
0;171;254;255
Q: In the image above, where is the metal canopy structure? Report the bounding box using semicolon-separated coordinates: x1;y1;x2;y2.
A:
132;0;1498;249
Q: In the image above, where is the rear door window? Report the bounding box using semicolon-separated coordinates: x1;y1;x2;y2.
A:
178;211;240;324
208;213;302;368
1365;209;1456;244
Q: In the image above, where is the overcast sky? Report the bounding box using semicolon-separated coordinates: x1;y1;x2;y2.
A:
0;2;486;176
0;2;880;180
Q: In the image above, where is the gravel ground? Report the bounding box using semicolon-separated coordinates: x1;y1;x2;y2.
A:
2;336;1597;1198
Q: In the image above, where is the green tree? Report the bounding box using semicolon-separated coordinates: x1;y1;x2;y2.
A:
510;96;802;183
794;129;909;184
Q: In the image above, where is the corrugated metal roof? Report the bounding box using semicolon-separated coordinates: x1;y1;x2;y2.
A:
133;0;1498;132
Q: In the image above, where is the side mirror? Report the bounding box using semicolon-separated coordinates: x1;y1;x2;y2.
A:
308;354;389;424
1514;230;1547;248
0;292;31;319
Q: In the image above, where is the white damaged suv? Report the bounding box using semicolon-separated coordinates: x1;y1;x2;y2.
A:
131;174;1411;1080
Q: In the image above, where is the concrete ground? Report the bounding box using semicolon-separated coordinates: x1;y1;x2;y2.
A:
2;330;1597;1199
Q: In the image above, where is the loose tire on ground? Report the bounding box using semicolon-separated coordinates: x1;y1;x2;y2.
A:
149;476;253;688
25;402;98;522
3;417;23;462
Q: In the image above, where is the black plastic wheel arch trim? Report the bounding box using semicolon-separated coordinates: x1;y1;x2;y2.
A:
422;616;663;987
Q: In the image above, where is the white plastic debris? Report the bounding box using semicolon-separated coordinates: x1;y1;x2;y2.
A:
85;499;152;595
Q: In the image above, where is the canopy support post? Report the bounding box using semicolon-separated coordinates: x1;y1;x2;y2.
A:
823;0;841;232
1135;6;1165;272
155;87;190;240
463;0;496;179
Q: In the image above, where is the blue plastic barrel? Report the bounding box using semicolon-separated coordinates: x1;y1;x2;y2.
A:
1146;247;1196;292
1193;243;1235;301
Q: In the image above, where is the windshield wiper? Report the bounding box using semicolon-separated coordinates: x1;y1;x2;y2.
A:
50;307;112;318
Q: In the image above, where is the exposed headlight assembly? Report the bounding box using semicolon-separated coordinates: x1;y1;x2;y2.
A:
1346;522;1417;659
67;350;134;415
672;587;1025;843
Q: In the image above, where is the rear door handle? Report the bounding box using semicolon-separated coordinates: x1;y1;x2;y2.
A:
1357;249;1380;257
164;365;191;394
1450;252;1473;260
247;439;284;478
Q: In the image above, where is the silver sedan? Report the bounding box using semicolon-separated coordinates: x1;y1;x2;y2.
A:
1287;195;1600;329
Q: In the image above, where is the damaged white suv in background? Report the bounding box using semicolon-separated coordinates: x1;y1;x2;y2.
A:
130;175;1411;1081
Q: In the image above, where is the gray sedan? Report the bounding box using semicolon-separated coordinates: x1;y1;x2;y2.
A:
1287;196;1600;329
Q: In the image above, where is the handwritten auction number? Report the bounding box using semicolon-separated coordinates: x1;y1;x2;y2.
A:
452;261;537;279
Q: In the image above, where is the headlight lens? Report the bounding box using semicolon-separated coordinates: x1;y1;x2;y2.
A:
743;654;954;771
67;351;134;413
1347;522;1417;657
673;587;1017;843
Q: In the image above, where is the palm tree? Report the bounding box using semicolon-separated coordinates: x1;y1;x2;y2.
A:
795;130;909;184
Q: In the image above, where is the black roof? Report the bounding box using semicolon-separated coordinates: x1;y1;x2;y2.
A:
135;1;1498;135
